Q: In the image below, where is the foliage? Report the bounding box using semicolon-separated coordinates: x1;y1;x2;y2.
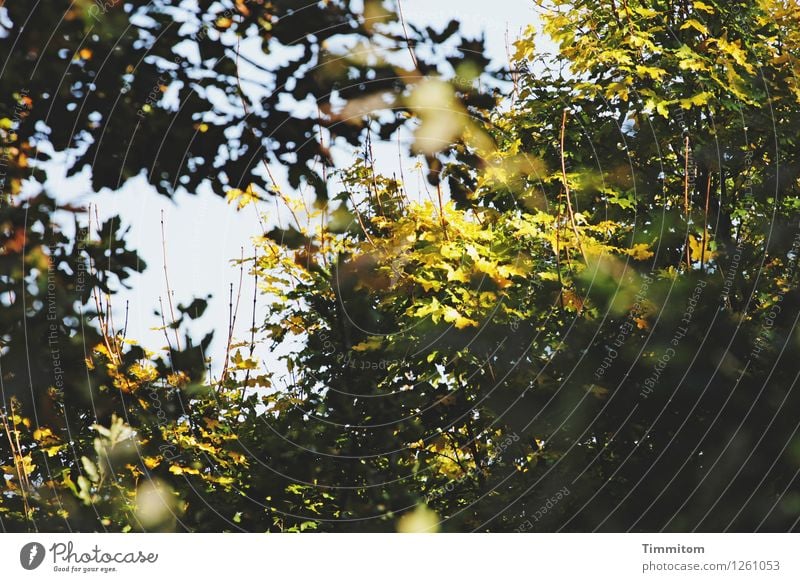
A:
0;0;498;198
4;0;800;532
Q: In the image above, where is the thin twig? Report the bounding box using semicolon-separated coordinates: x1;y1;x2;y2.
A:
317;105;328;184
221;252;245;384
1;406;30;518
701;172;711;272
559;109;587;263
555;223;565;311
88;207;117;363
219;283;234;385
240;250;259;403
396;0;419;70
684;135;692;269
341;179;376;247
157;297;175;356
505;25;519;102
436;183;449;240
160;211;181;351
234;35;304;230
396;132;411;208
121;300;130;344
366;125;384;215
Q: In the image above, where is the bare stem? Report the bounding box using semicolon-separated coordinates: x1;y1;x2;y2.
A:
397;0;419;70
160;211;181;351
560;109;587;263
684;135;692;270
701;173;711;272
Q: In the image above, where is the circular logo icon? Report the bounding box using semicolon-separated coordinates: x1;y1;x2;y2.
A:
20;542;46;570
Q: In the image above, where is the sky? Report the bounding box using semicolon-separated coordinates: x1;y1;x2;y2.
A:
43;0;541;377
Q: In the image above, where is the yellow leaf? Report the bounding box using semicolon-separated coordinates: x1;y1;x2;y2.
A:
652;99;673;119
628;243;654;261
441;306;478;329
633;6;659;18
352;337;383;352
497;264;528;279
562;289;584;311
512;27;536;61
454;316;478;329
442;306;461;323
235;0;251;16
33;427;54;441
231;349;259;370
675;45;709;72
225;184;261;210
129;361;158;383
693;1;715;14
688;234;716;262
417;277;442;291
445;268;471;283
169;465;200;475
167;372;190;387
635;65;668;81
21;455;36;476
143;457;161;469
715;38;753;72
680;19;709;35
81;456;100;482
439;242;462;259
679;92;713;109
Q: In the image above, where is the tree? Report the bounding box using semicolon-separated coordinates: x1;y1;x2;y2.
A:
4;0;800;533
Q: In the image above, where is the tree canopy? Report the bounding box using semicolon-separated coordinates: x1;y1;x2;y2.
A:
3;0;800;532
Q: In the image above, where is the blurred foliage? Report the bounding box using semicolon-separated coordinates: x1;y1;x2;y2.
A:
4;0;800;533
0;0;500;197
